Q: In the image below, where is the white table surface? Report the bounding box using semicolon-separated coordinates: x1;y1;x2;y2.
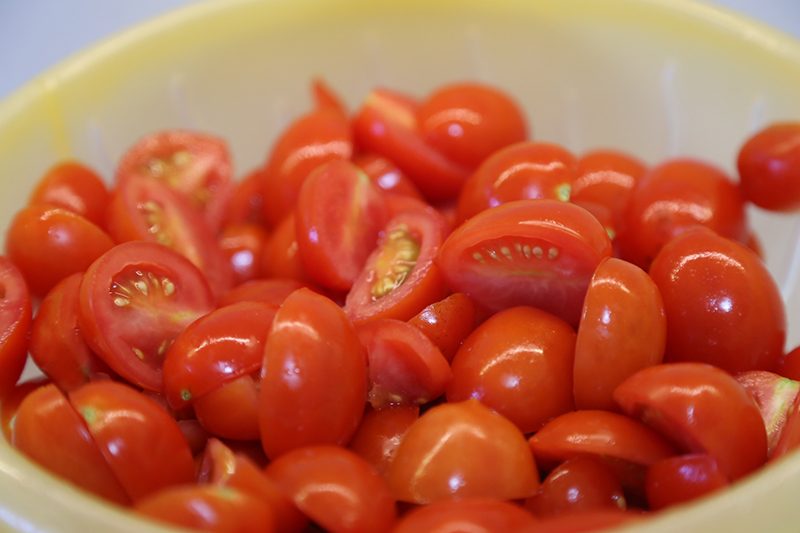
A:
0;0;799;101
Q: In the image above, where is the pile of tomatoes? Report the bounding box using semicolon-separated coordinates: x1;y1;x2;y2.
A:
1;78;800;532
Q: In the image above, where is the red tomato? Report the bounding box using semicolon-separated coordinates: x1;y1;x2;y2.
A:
218;223;269;285
116;130;233;232
573;258;666;411
0;257;32;397
417;82;528;169
736;371;800;456
28;160;109;227
737;122;800;211
345;207;448;324
518;509;642;533
387;399;540;503
261;108;352;226
778;345;800;381
261;214;312;283
68;381;195;502
357;318;451;408
353;153;424;199
394;498;538;533
1;378;47;441
408;292;478;362
106;176;233;297
447;306;576;433
311;77;347;116
525;456;626;518
223;167;267;227
136;485;275;533
12;384;129;504
78;241;215;391
456;142;576;222
29;273;111;391
260;288;367;458
772;393;800;460
163;301;275;409
5;205;114;297
645;454;728;511
614;362;767;481
353;88;469;201
348;405;419;477
218;278;307;308
194;374;261;440
648;228;785;373
436;199;612;326
295;160;388;291
619;158;748;268
265;446;397;533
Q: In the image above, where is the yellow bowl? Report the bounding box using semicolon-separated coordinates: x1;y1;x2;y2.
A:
2;0;800;530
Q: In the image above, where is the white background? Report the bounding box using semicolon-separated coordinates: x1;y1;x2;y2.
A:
0;0;799;100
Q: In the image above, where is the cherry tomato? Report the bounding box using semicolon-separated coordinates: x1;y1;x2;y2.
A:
417;82;528;169
573;258;666;411
0;257;32;398
136;485;275;533
193;374;261;440
614;362;767;481
619;158;748;268
261;214;312;284
28;160;109;227
223;167;267;227
265;445;397;533
1;378;47;441
260;288;367;458
345;207;448;324
5;205;114;297
218;223;268;285
778;345;800;381
261;108;352;226
447;306;575;433
29;273;111;391
408;292;478;362
69;381;195;502
519;509;642;532
437;199;612;326
772;394;800;460
311;77;347;116
348;405;419;478
116;130;233;232
394;498;538;533
218;278;307;308
353;153;424;199
737;122;800;211
78;241;215;391
357;318;451;408
736;371;800;456
645;454;728;511
387;399;540;503
648;228;785;373
456;142;576;222
295;160;388;291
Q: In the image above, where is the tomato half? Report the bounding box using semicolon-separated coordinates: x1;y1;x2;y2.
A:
736;370;800;456
353;153;424;199
645;454;728;511
0;257;32;397
394;498;538;533
218;223;269;285
261;214;312;284
737;122;800;211
348;405;419;478
408;292;478;362
223;167;267;227
193;374;261;440
28;160;110;227
218;278;307;308
78;241;215;391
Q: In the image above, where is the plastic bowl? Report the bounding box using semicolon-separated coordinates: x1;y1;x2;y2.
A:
2;0;800;531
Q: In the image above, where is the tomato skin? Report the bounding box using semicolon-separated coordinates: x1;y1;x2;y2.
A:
260;288;367;459
735;370;800;456
28;160;110;227
223;168;267;227
295;160;388;291
394;498;538;533
645;454;728;511
437;199;612;326
218;278;307;308
737;123;800;211
1;378;48;441
447;306;575;433
218;223;269;285
353;153;424;199
29;273;111;391
78;241;215;391
408;292;478;362
136;485;275;533
194;374;260;440
614;362;767;481
456;142;576;222
12;384;130;505
348;405;419;477
261;214;312;284
519;509;642;533
311;77;347;116
69;381;195;502
265;446;397;533
648;228;785;373
0;257;32;398
387;399;540;503
417;82;528;169
6;205;114;297
573;258;666;411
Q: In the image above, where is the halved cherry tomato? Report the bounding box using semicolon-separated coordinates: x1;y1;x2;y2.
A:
387;399;539;503
772;393;800;460
260;288;367;458
573;258;666;411
408;292;478;362
456;142;576;222
345;207;448;324
116;130;233;232
218;223;269;285
5;205;114;297
436;199;612;326
737;122;800;211
295;160;388;291
614;362;767;481
0;257;32;398
778;345;800;381
518;509;642;533
28;160;110;227
265;445;397;532
193;374;261;440
223;167;267;227
78;241;215;391
736;371;800;456
311;77;347;116
394;498;538;533
261;214;312;284
645;454;728;511
447;306;576;433
348;405;419;478
353;153;424;199
1;378;47;441
218;278;307;308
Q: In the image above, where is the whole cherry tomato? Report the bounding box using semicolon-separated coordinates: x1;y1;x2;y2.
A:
737;122;800;211
28;160;110;227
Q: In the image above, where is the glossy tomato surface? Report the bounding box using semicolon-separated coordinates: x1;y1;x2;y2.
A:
737;122;800;211
0;257;32;397
28;160;110;227
645;454;728;511
394;498;538;533
348;405;419;477
408;292;478;362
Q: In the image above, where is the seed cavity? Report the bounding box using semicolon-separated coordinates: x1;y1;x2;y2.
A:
162;278;176;296
533;246;544;259
113;296;130;307
180;389;192;402
548;247;559;260
370;224;420;300
132;347;145;360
